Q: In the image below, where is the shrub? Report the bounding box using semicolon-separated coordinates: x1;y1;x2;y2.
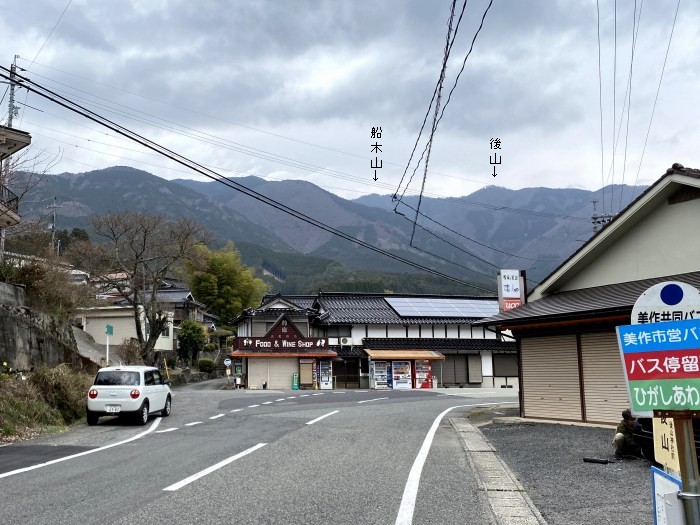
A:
197;358;217;374
29;364;93;424
116;338;143;365
165;355;178;370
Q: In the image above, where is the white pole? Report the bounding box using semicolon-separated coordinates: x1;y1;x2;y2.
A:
106;334;109;366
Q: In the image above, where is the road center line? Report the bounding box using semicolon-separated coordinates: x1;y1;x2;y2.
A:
305;410;339;425
0;418;162;479
358;397;388;404
230;409;243;413
163;443;267;491
155;428;177;433
395;402;516;525
209;414;225;419
248;404;260;408
185;422;202;426
262;401;273;405
287;396;296;399
275;399;285;402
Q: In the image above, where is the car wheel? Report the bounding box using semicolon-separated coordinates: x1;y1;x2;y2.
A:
86;409;99;426
137;401;149;426
161;395;171;417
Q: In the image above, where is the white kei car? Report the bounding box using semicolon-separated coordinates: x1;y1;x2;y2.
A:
86;365;172;426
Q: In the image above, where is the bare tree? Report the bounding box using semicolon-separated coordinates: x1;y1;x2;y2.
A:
81;211;209;365
0;147;59;256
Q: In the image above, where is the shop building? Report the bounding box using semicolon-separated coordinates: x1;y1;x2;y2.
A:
229;292;516;390
477;164;700;424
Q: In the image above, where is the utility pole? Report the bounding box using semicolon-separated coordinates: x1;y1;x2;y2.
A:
0;55;19;262
47;196;63;251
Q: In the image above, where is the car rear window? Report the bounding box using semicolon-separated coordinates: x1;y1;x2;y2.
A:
94;371;141;386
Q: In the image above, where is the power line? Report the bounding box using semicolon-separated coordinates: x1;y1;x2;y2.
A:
22;59;490;188
399;0;494;241
2;66;495;293
393;0;466;204
611;0;617;215
618;0;642;213
596;0;605;215
631;0;681;200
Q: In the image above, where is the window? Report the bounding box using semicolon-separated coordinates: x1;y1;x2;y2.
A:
326;326;351;337
94;371;140;386
153;370;163;385
493;354;518;377
144;371;155;386
161;326;170;337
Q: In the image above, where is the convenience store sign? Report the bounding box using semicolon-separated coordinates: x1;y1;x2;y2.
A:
616;318;700;417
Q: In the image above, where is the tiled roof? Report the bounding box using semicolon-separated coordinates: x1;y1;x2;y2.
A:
261;294;316;310
363;337;516;352
331;345;366;357
477;270;700;326
315;294;493;324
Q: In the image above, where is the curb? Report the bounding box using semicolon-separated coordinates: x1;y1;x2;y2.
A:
451;416;548;525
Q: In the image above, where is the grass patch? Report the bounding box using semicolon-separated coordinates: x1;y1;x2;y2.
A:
0;364;93;443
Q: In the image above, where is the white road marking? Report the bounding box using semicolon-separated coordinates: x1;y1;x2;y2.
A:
300;394;309;397
155;428;177;433
230;409;243;413
355;390;368;393
209;414;225;420
332;391;346;394
185;422;202;427
248;404;260;408
275;399;285;402
358;397;388;404
287;396;296;399
395;402;517;525
312;393;323;396
0;418;162;479
163;443;267;491
262;401;273;405
305;410;339;425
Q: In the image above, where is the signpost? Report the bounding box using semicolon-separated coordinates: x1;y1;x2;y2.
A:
617;281;700;524
105;324;113;365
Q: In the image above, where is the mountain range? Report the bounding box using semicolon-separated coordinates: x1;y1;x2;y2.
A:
17;166;645;294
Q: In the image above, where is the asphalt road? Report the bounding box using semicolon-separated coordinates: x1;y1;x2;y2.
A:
0;381;517;525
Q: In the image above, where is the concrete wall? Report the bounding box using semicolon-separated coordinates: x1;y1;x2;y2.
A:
0;282;78;370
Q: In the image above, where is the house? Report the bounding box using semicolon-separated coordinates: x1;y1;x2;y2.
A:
476;163;700;424
230;292;517;390
77;305;174;363
0;124;30;229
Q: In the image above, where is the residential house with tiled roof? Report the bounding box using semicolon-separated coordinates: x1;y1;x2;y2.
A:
230;291;516;390
476;163;700;424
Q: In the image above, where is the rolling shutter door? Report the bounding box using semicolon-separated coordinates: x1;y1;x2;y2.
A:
248;360;269;390
521;336;581;421
467;354;483;384
443;355;457;385
454;355;468;384
581;332;628;424
268;359;298;389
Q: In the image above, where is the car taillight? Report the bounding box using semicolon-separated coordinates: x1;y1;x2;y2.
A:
88;389;98;399
130;389;140;399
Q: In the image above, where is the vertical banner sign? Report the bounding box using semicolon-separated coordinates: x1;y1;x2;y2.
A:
498;269;524;313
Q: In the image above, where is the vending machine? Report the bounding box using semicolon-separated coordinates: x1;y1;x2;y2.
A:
392;360;412;390
413;360;433;389
319;360;333;390
370;361;389;389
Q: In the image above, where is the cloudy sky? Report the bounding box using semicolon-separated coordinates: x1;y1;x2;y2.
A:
0;0;697;212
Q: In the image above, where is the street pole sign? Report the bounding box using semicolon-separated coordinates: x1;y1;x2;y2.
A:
105;324;113;365
617;318;700;416
618;281;700;525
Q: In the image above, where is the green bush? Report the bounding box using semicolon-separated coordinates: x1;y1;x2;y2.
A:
165;355;178;370
197;358;217;374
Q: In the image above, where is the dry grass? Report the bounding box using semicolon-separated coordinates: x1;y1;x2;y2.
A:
0;364;93;443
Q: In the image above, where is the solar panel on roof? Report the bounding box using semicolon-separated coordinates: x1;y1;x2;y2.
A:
385;297;498;318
